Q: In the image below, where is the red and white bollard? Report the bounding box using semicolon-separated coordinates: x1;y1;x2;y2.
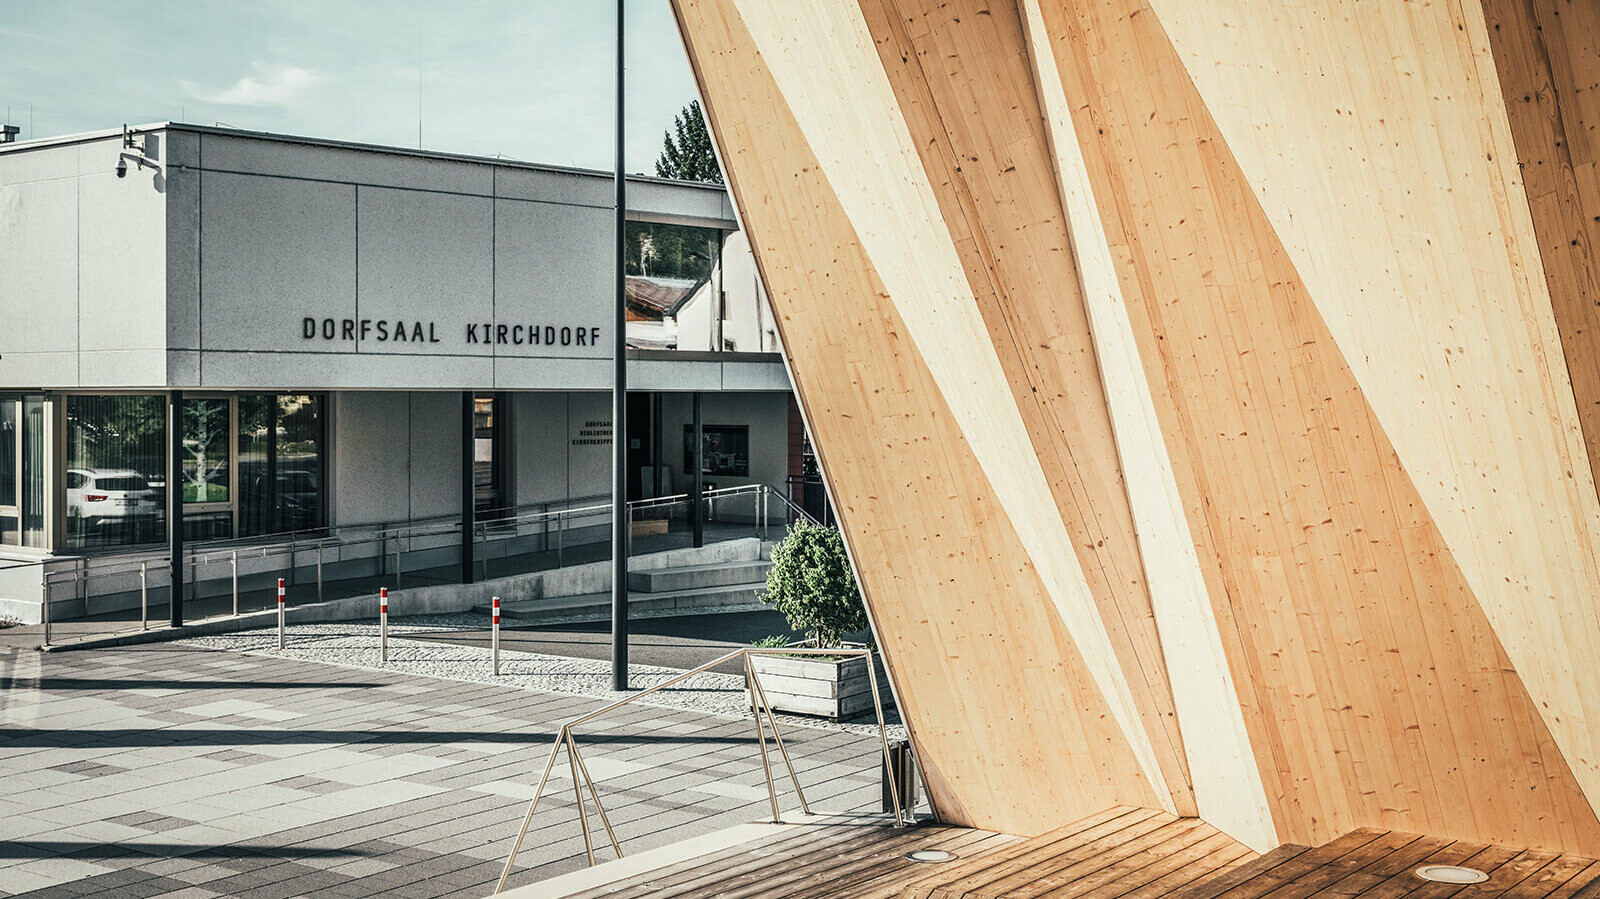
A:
276;578;286;650
491;595;501;677
379;586;389;664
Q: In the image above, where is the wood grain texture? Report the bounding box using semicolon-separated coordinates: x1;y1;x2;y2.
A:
671;0;1161;835
852;0;1194;817
1032;0;1600;852
1016;0;1275;851
726;0;1177;810
1138;0;1600;811
670;0;1600;860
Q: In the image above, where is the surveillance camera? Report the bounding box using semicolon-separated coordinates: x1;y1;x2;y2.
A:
115;158;128;178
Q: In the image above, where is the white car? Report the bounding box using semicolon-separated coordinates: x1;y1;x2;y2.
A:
66;468;162;529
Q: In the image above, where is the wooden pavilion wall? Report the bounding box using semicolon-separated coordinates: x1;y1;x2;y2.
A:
669;0;1600;856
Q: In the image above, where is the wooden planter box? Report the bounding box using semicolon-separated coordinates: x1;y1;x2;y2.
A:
749;652;880;722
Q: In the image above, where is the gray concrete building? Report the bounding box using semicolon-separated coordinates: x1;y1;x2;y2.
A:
0;123;811;623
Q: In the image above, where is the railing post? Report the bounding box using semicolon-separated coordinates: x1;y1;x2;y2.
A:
480;521;488;582
379;586;389;664
41;566;51;648
395;537;403;588
277;577;286;650
231;551;239;617
557;512;564;568
316;543;324;602
140;562;149;631
492;595;501;677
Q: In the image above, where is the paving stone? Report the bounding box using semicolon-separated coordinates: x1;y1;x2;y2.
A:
1;626;913;897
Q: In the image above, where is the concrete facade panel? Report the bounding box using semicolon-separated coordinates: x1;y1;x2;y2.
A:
165;130;202;352
356;186;494;357
78;156;166;360
510;392;576;505
200;133;495;195
407;391;462;519
331;392;410;526
190;350;495;391
0;175;79;385
492;198;610;359
200;170;357;354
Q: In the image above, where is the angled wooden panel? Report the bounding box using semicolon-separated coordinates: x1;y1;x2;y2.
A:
1031;0;1600;853
851;0;1194;817
1014;0;1276;851
671;0;1160;835
1137;0;1600;809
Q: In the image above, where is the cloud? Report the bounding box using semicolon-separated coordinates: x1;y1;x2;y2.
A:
180;61;322;107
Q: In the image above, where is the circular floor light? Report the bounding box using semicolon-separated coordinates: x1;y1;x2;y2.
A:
906;849;958;863
1416;865;1489;884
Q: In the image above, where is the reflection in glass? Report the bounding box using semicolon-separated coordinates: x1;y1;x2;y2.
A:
237;394;323;538
23;397;45;548
474;395;500;514
182;398;229;505
0;399;17;545
66;395;167;550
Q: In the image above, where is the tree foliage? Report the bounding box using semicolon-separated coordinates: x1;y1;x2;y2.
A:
654;100;723;185
761;521;867;648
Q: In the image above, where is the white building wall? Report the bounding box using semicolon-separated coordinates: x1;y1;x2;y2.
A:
0;134;167;389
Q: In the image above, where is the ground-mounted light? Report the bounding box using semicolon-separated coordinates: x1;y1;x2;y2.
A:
1415;865;1489;884
906;849;958;863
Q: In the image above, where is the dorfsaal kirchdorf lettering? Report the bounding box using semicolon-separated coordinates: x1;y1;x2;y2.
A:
302;318;600;347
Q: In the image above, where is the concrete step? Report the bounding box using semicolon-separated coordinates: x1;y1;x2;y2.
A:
627;559;772;593
479;582;768;623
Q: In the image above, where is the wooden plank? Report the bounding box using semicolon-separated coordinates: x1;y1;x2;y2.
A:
1177;844;1314;899
1186;830;1392;899
969;819;1215;899
1314;839;1492;899
1037;829;1253;899
852;833;1027;899
782;828;1017;899
900;807;1153;899
1544;861;1600;899
920;809;1172;899
1503;856;1600;899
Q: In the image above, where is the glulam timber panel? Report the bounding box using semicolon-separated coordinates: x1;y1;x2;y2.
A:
670;0;1600;858
671;0;1160;835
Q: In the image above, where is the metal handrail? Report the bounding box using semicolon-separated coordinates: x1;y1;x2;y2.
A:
31;483;822;645
494;646;902;891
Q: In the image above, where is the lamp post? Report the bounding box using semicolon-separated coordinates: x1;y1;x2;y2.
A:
611;0;630;692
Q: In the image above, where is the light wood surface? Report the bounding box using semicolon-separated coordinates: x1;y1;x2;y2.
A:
672;0;1164;835
670;0;1600;859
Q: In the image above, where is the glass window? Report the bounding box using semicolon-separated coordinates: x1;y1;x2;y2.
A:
238;394;324;538
66;395;167;550
0;399;17;546
474;395;502;514
182;398;230;505
23;396;46;548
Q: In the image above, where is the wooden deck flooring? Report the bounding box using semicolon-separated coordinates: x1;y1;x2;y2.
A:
549;806;1600;899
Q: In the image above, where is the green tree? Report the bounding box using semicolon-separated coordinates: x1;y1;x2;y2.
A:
654;100;723;185
761;520;868;648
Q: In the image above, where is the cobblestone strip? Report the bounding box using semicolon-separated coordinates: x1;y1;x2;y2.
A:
172;616;908;741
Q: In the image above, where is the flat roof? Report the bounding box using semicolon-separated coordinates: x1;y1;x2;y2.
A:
0;121;730;195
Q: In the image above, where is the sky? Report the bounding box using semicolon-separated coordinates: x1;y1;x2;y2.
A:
0;0;703;174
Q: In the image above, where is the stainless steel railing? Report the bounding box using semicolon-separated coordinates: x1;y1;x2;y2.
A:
31;483;819;645
494;646;902;891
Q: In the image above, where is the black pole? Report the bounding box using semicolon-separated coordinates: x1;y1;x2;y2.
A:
461;391;476;585
168;390;184;627
692;391;704;548
611;0;630;692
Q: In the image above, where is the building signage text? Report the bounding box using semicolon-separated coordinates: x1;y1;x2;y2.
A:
301;318;601;347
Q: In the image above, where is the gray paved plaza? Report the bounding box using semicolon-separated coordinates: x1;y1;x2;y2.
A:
0;628;902;898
